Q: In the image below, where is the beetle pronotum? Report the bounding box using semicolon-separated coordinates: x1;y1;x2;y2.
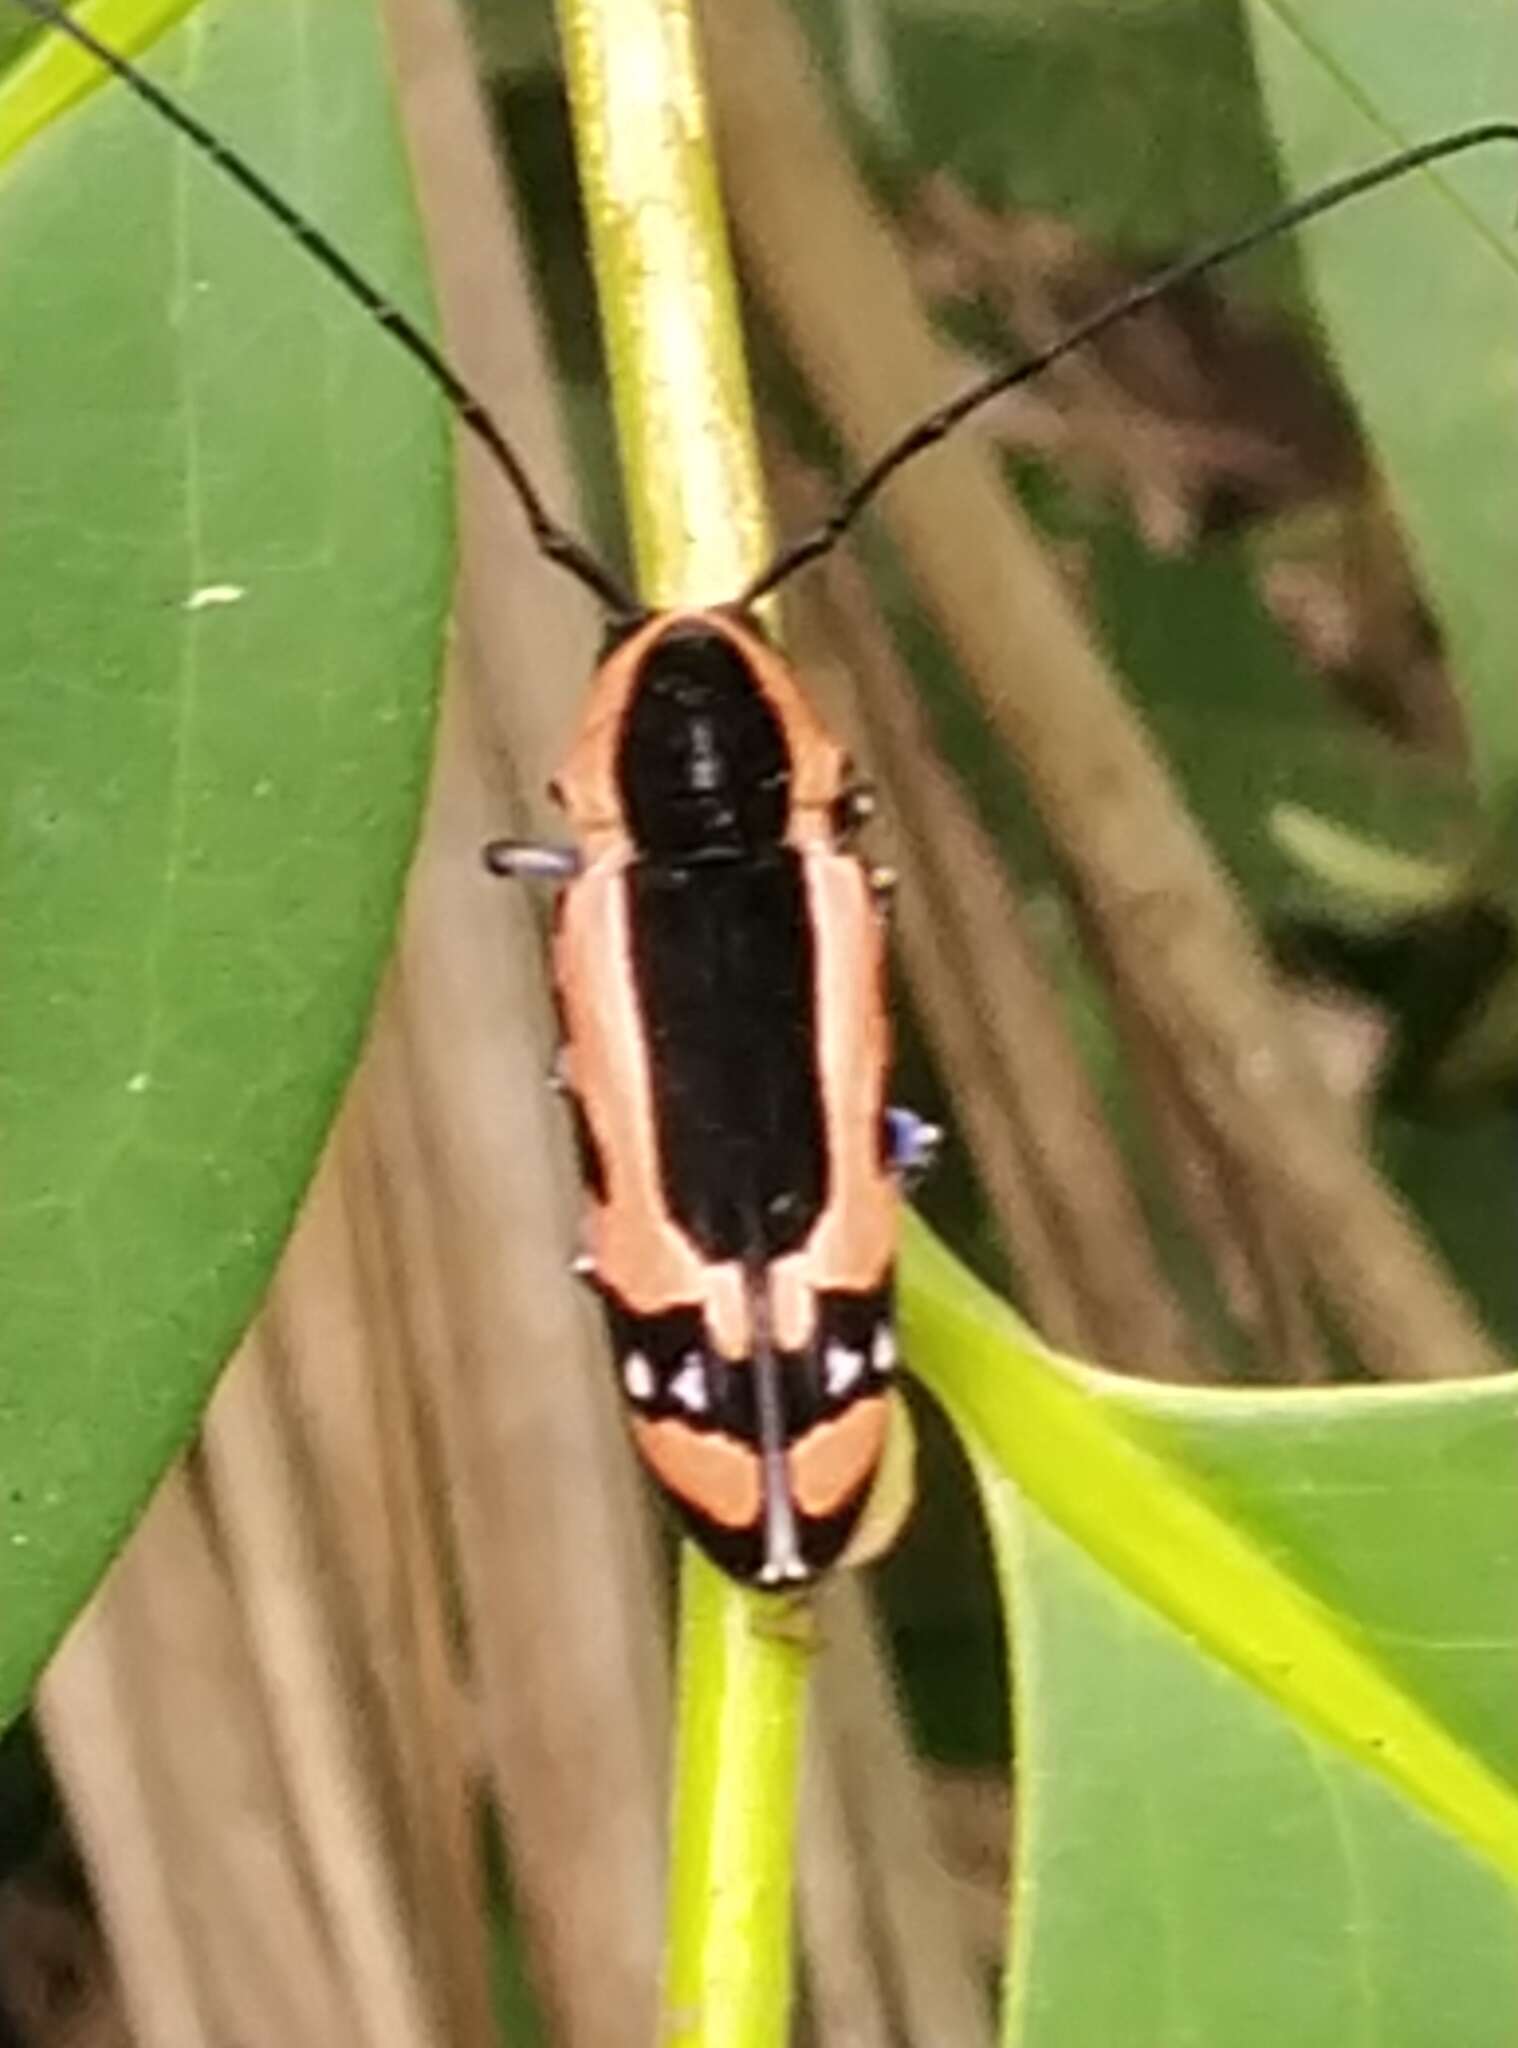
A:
11;0;1516;1585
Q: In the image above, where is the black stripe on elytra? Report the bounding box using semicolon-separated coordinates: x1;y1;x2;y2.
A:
624;850;828;1263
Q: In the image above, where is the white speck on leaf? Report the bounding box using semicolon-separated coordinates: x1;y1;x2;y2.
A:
126;1072;151;1094
184;583;246;612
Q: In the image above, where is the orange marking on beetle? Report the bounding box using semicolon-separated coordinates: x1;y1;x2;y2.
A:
704;1264;751;1360
556;872;755;1356
787;1396;889;1520
631;1416;762;1530
734;617;850;824
799;852;895;1288
556;865;708;1314
554;612;669;844
768;1256;818;1353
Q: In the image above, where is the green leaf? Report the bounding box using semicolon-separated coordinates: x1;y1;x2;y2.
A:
1244;1;1518;800
902;1216;1518;2044
0;0;450;1725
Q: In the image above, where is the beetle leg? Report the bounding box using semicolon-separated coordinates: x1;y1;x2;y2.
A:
885;1106;943;1186
482;838;582;882
832;777;877;842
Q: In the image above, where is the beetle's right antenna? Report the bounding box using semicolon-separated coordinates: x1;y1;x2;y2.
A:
8;0;645;623
740;120;1518;608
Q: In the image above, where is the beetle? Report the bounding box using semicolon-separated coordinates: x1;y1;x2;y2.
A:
486;604;931;1582
13;0;1516;1584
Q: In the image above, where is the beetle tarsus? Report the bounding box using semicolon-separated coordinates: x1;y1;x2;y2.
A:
886;1107;943;1187
482;838;582;882
833;779;876;840
867;863;898;911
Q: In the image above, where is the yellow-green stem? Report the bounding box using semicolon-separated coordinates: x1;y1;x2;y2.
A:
662;1548;813;2048
555;0;766;605
0;0;199;162
554;2;812;2042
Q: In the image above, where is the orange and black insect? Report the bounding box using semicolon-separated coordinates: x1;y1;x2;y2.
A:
490;606;916;1582
20;0;1517;1583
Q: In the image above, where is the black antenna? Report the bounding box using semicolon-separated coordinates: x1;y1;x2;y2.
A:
16;2;1515;625
7;0;643;621
740;120;1518;608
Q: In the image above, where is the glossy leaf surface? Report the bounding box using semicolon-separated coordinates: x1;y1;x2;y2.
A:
0;0;450;1723
902;1218;1518;2046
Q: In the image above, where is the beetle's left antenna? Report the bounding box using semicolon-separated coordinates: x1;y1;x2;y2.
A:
8;0;643;621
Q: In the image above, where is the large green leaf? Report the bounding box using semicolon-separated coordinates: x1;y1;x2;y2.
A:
903;1216;1518;2044
0;0;450;1724
1244;1;1518;800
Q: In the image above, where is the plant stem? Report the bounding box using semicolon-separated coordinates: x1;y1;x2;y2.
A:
555;0;766;605
554;1;814;2041
663;1548;813;2048
0;0;200;164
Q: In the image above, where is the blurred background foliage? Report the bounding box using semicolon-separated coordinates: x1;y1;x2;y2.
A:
3;0;1517;2041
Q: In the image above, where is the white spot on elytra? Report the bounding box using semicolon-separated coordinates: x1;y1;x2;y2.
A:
125;1071;151;1094
669;1359;709;1414
871;1326;897;1374
824;1343;863;1397
184;583;246;612
623;1351;655;1403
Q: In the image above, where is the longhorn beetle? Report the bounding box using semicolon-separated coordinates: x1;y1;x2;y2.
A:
11;0;1517;1585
